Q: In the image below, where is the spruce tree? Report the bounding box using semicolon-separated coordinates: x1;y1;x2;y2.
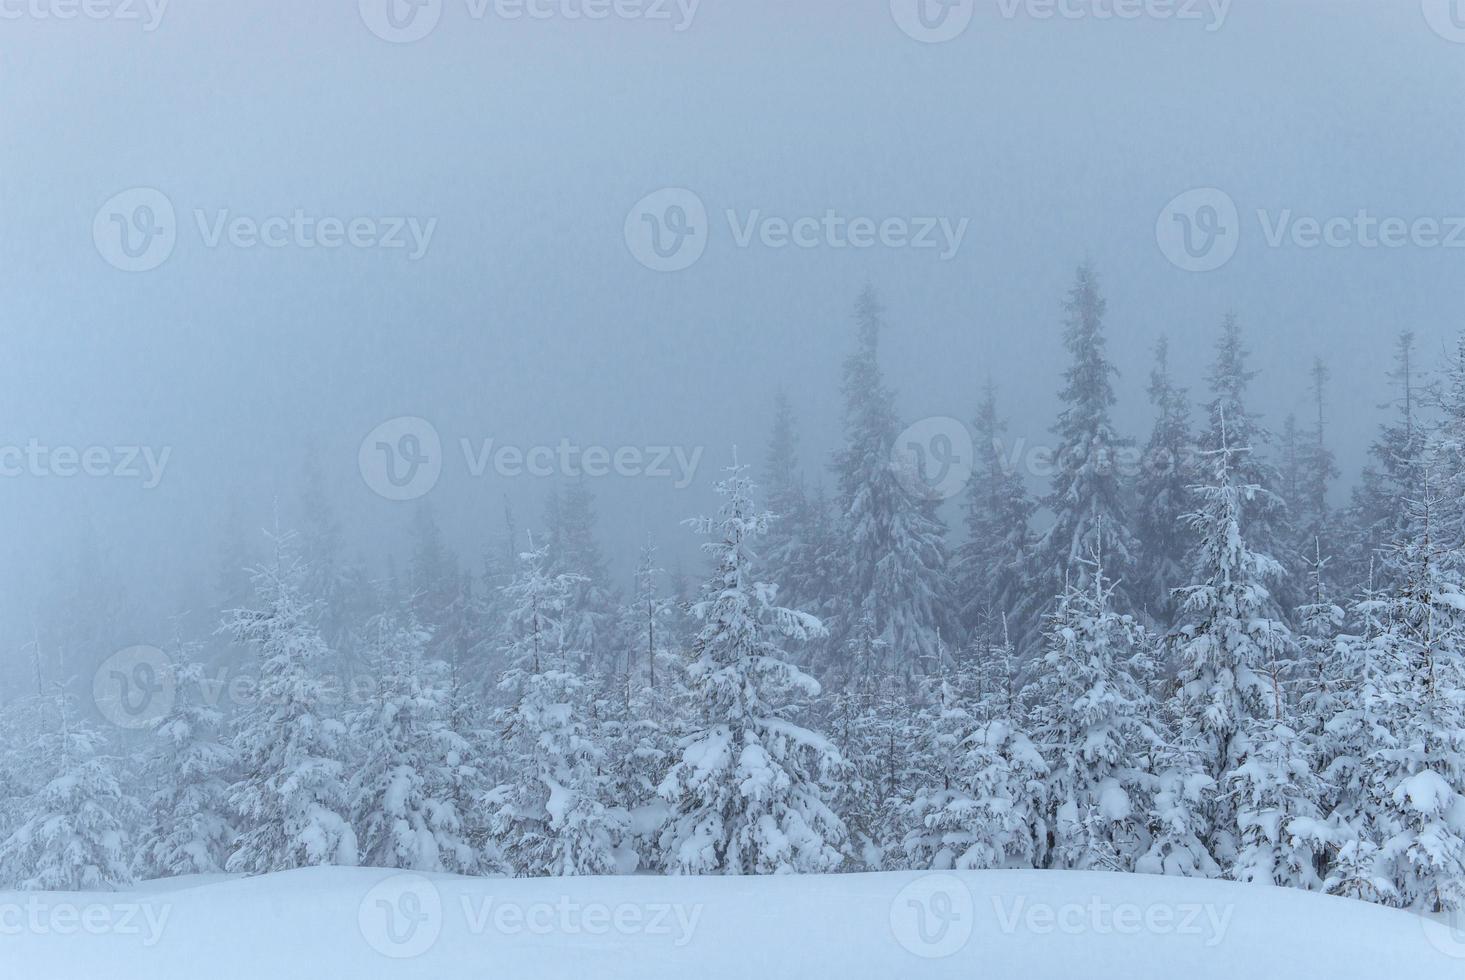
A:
1172;415;1295;865
1135;336;1198;627
956;381;1036;640
1024;264;1137;643
224;528;359;874
658;461;846;874
831;285;954;680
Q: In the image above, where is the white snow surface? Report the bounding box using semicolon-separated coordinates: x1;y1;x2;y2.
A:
4;867;1458;979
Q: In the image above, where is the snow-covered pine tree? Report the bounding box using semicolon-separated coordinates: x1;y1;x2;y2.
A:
831;285;954;680
408;501;460;659
1344;331;1430;593
762;388;812;609
1227;715;1328;890
1138;734;1220;879
1172;413;1295;866
1135;336;1198;628
905;699;1048;871
489;544;621;877
609;541;681;864
1293;359;1341;578
1361;480;1465;913
956;381;1037;642
0;691;135;890
1201;315;1294;616
224;527;359;874
135;632;234;879
1023;264;1138;646
658;460;847;874
546;479;619;673
1030;550;1153;871
349;606;479;873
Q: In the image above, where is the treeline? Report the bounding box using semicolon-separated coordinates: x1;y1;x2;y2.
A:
0;267;1460;920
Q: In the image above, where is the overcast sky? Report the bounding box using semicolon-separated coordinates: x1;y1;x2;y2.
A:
2;0;1463;667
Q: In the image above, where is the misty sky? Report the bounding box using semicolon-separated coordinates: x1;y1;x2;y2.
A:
2;0;1463;677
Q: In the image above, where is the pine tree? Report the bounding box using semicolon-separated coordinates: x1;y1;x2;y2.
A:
1172;414;1295;865
831;285;954;680
1202;315;1293;614
1227;717;1328;890
658;461;847;874
1362;481;1465;913
762;388;811;609
1024;264;1138;643
1135;336;1197;628
1294;359;1340;576
489;544;621;877
224;528;359;874
0;692;135;890
135;634;234;878
349;607;479;873
957;381;1036;641
551;479;618;672
1346;331;1430;592
1030;551;1153;870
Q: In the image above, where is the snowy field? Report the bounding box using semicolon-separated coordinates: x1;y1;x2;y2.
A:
4;868;1458;979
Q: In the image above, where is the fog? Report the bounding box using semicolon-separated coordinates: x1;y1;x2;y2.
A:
2;0;1463;691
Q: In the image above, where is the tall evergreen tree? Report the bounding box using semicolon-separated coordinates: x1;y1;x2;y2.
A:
1172;415;1295;865
658;461;846;874
224;528;359;874
831;285;954;679
1135;336;1198;627
956;381;1036;640
1025;264;1137;642
1346;331;1430;591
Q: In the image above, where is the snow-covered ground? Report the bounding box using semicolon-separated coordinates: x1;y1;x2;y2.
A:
4;868;1459;979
